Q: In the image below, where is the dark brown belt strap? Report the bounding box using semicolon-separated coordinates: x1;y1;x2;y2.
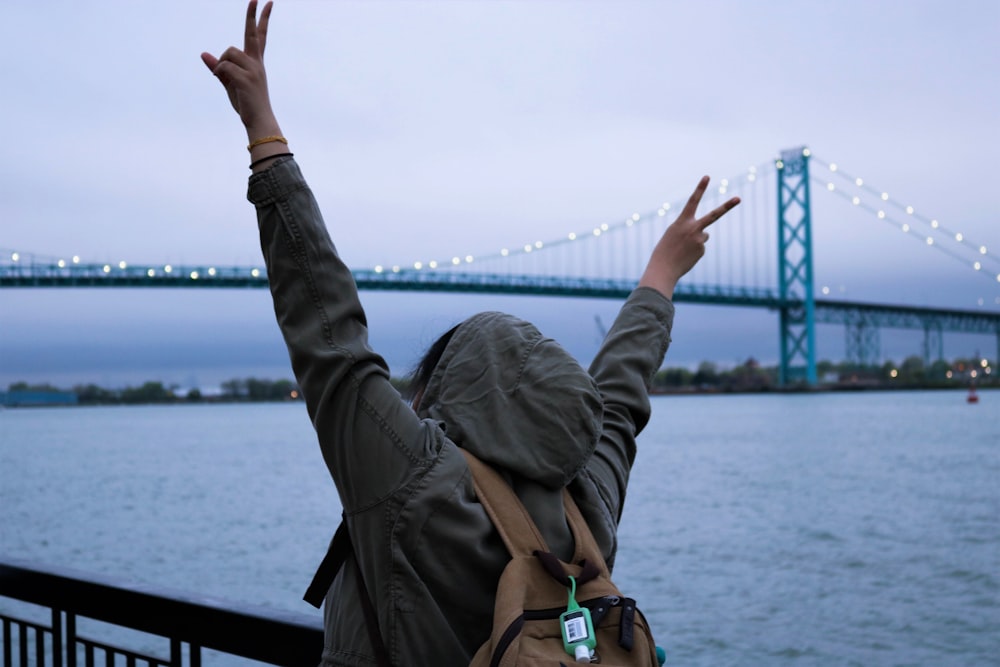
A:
304;519;393;666
304;520;351;609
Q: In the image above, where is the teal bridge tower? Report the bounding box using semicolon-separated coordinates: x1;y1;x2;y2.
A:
776;147;817;386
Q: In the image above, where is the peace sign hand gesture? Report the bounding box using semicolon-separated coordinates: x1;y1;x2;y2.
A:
201;1;281;143
639;176;741;299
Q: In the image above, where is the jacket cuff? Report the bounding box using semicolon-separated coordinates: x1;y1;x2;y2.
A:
627;286;675;331
246;156;305;207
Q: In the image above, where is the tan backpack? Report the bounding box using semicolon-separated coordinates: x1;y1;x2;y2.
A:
462;450;662;666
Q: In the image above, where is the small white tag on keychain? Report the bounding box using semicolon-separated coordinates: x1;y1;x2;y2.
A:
560;576;597;662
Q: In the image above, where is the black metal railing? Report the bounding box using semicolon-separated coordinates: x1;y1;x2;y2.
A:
0;558;323;666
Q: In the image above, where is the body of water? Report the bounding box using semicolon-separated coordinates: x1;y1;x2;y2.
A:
1;391;998;666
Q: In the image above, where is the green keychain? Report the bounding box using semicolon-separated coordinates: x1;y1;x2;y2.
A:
560;576;597;663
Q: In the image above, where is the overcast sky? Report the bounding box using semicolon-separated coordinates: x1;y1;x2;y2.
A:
2;0;999;388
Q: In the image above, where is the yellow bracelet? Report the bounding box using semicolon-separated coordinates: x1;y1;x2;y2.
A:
247;135;288;152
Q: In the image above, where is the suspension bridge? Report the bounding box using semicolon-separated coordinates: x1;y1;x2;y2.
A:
3;147;999;386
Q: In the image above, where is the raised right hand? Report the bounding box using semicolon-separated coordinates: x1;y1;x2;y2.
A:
638;176;741;299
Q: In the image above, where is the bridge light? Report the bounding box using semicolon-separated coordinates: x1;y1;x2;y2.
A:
821;286;830;295
58;259;66;268
390;265;399;273
501;248;510;256
601;223;609;231
802;148;811;157
748;174;756;182
926;237;934;245
190;271;199;280
982;359;989;368
533;241;542;249
164;265;173;273
147;268;155;277
996;273;1000;283
72;256;80;264
631;213;640;222
592;229;601;237
374;265;384;273
852;197;860;205
855;177;863;186
466;255;474;263
657;208;666;216
103;265;111;273
880;192;889;201
429;260;439;268
974;262;981;270
413;262;423;270
877;210;885;219
118;261;127;269
208;267;217;276
251;268;260;277
970;370;978;379
955;233;963;242
452;257;461;265
980;245;988;254
775;159;784;170
889;369;898;378
826;183;835;191
901;224;910;232
930;219;939;228
523;245;532;253
906;206;914;215
662;202;671;210
10;252;18;261
567;233;576;241
829;163;838;172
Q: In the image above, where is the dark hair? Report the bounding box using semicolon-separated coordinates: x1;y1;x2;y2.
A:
406;324;460;404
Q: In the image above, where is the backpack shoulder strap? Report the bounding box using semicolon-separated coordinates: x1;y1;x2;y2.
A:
562;489;612;578
460;449;550;557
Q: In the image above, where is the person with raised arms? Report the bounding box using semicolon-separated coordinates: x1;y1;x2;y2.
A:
202;3;740;665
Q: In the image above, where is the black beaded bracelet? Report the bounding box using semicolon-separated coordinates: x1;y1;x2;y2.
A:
249;152;294;170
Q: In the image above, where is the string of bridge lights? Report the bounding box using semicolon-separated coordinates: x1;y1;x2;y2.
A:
806;152;999;284
371;165;770;276
1;251;263;281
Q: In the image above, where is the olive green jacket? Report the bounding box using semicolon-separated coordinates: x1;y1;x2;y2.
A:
247;157;675;666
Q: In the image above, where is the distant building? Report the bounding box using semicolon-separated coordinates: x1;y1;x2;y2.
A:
0;390;79;407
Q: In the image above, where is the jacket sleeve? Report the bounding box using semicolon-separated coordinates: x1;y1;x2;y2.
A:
586;286;674;520
246;157;434;513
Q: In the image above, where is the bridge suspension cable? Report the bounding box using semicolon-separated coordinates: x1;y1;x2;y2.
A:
810;155;1000;284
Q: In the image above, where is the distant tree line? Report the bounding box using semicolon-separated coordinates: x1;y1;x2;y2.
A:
649;355;995;392
4;378;302;406
5;354;994;406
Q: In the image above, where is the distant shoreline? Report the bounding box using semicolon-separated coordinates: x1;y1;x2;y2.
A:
4;354;994;407
2;381;992;409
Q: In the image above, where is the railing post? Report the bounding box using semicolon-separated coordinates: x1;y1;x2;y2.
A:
2;619;10;667
776;146;817;386
52;609;63;667
65;614;76;667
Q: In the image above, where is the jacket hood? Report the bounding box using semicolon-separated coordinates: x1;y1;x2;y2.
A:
419;312;603;489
